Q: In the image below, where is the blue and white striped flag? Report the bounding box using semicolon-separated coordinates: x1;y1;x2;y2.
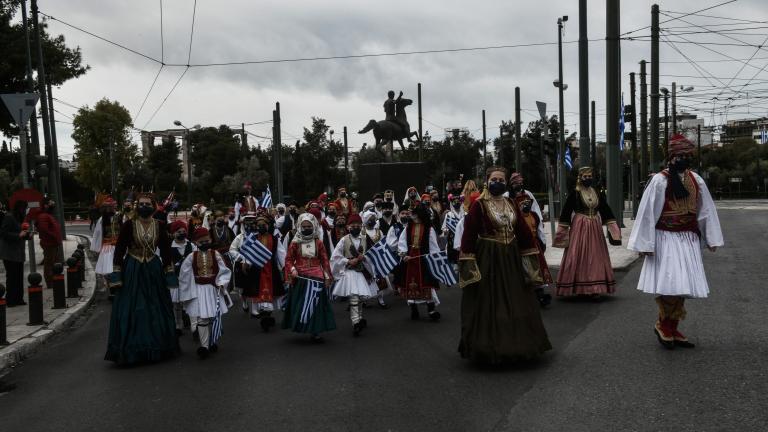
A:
364;239;400;278
619;93;625;151
761;127;768;144
445;215;459;234
240;233;272;268
426;251;458;286
300;278;325;324
261;185;273;209
211;295;223;345
565;146;573;170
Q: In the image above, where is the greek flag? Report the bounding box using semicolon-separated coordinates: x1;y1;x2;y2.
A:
300;278;325;324
261;185;273;209
565;147;573;170
761;127;768;144
240;233;272;268
445;215;458;234
364;239;400;277
211;296;223;345
619;93;625;151
426;251;458;286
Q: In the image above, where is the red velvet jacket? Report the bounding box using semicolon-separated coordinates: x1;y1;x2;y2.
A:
460;197;537;256
36;212;62;247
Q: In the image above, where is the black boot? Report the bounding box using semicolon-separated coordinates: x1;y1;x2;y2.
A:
196;346;209;359
260;311;274;332
427;302;441;322
410;304;420;320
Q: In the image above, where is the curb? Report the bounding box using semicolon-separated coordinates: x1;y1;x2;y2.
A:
0;235;99;373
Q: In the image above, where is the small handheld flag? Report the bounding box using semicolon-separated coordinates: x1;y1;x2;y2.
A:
565;147;573;171
261;185;273;209
364;239;400;278
426;251;458;286
240;233;273;268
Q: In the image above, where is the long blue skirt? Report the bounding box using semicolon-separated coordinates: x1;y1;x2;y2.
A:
105;256;179;365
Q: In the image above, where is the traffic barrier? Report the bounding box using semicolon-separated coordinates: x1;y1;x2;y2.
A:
27;272;44;325
0;283;8;345
52;263;66;309
66;257;81;298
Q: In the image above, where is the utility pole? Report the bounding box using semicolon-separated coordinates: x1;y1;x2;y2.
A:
241;122;247;152
482;109;487;171
21;0;41;158
557;17;567;217
663;90;669;155
650;4;661;172
697;124;702;172
343;126;349;187
606;0;623;226
672;82;677;135
418;83;423;162
578;0;590;167
630;72;639;218
31;0;52;157
514;87;522;173
272;102;283;204
591;100;596;169
640;60;649;179
46;81;65;236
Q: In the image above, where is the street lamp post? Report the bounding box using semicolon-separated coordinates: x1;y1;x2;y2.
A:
556;15;569;218
661;88;669;157
174;120;200;208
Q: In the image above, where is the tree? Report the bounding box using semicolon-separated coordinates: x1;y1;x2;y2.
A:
0;1;89;136
71;98;137;193
218;156;270;205
146;136;182;195
294;117;344;199
189;125;246;203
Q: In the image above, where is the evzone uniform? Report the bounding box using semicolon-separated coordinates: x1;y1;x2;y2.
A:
363;211;391;308
629;134;723;349
179;227;232;358
330;214;379;336
169;220;196;334
91;197;120;290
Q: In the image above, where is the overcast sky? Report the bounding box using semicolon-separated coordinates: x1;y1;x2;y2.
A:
23;0;768;160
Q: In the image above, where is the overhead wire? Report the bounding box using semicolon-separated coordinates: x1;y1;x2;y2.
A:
620;0;737;37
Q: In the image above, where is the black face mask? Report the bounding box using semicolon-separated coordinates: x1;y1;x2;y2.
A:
581;179;593;188
452;202;461;209
198;243;211;251
349;227;361;237
488;182;506;196
301;228;314;236
366;221;376;228
216;220;225;227
522;203;532;213
137;206;154;218
340;193;347;198
328;212;337;218
257;225;269;234
290;209;298;215
245;224;256;233
175;233;186;241
385;197;392;202
672;158;690;172
400;217;409;224
278;210;285;215
511;185;523;193
383;211;393;217
123;206;131;212
228;215;235;221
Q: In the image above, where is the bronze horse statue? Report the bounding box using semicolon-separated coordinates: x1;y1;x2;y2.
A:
358;98;419;154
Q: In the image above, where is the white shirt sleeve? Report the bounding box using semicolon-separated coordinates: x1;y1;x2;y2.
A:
453;218;465;250
628;173;667;252
276;234;288;270
527;190;546;245
694;173;724;248
428;228;440;254
330;236;349;279
397;227;408;255
90;217;103;252
178;254;196;300
215;251;232;287
229;234;244;262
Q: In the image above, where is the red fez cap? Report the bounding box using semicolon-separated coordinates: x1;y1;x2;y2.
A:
347;213;362;225
668;134;696;158
170;220;187;233
192;227;210;241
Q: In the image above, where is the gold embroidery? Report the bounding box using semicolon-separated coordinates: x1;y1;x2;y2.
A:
128;220;158;262
665;172;698;216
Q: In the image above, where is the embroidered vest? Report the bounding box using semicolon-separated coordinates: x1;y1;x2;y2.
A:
128;220;159;262
192;250;220;285
656;170;700;233
343;235;367;272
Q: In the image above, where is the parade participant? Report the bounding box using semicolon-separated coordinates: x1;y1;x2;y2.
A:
403;186;420;210
211;212;235;254
378;201;395;236
188;206;204;232
363;211;391;309
361;201;376;216
179;227;232;358
275;203;293;237
323;213;347;255
509;172;552;307
333;187;354;217
429;189;443;220
554;167;620;298
169;220;195;335
461;180;479;213
119;193;135;224
231;210;285;331
282;214;335;342
442;194;465;265
372;193;384;218
91;196;120;298
420;193;442;233
383;189;399;215
331;214;379;336
227;207;239;235
453;191;481;253
458;167;551;364
240;181;259;214
105;192;179;365
397;205;441;321
229;212;256;313
628;134;723;349
324;202;338;231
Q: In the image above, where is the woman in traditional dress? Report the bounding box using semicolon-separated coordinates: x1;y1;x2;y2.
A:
105;192;179;365
458;167;551;364
554;167;621;298
282;214;335;342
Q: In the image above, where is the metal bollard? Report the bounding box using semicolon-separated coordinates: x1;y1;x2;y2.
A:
52;263;66;309
66;257;81;298
76;245;86;282
27;272;44;326
0;284;8;345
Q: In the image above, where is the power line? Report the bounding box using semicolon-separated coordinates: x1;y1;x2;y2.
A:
141;67;189;130
133;64;165;124
620;0;737;37
160;0;164;64
661;10;768;25
187;0;198;65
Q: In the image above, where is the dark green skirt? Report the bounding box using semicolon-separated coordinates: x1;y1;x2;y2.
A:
459;239;552;364
105;256;179;365
281;278;336;334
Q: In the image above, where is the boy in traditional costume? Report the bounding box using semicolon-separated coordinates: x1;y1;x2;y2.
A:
396;205;441;321
169;220;196;335
628;134;723;349
91;196;120;299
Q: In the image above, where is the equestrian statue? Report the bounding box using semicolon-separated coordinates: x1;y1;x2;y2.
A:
358;90;419;155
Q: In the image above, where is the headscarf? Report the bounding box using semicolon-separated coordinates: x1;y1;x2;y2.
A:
362;201;375;214
293;213;319;244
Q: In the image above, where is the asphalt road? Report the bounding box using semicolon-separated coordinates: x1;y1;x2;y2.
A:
2;206;766;432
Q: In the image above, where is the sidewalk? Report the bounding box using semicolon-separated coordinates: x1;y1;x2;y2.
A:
1;235;97;372
542;217;639;271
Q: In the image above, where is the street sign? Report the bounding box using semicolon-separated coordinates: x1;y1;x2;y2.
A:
729;177;742;183
1;93;39;125
536;101;547;120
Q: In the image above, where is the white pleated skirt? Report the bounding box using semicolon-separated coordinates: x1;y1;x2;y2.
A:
636;230;710;298
185;283;230;319
332;271;379;298
94;245;115;275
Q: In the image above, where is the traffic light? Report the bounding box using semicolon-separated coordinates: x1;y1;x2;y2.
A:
624;105;634;122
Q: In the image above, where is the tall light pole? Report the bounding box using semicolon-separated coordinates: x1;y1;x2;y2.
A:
661;88;669;157
556;15;569;217
174;120;200;207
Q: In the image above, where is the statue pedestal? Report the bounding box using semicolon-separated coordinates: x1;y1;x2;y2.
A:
358;162;427;201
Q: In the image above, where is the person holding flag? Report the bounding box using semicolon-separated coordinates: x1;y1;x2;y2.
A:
441;194;465;265
397;205;442;322
330;214;379;336
363;211;392;309
179;227;232;359
282;214;336;342
458;167;551;364
230;210;285;332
